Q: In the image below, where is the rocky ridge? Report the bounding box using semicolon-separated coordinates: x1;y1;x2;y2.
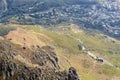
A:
0;40;80;80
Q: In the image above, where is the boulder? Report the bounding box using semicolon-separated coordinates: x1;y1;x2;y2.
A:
68;67;80;80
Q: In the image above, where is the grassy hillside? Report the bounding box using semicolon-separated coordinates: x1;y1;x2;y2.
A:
0;24;120;80
26;24;120;80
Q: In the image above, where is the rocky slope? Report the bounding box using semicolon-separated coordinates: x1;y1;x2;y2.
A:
0;0;120;38
0;24;120;80
0;39;80;80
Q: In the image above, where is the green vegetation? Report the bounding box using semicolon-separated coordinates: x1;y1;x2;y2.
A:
27;26;80;54
81;73;100;80
102;64;120;77
0;25;16;36
24;25;120;80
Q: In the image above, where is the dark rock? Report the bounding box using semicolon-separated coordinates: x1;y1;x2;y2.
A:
0;60;18;79
68;67;80;80
30;45;59;70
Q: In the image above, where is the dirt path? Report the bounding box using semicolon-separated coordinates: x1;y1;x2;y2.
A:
65;33;119;70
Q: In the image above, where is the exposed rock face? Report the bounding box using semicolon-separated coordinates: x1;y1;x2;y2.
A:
0;60;18;79
0;40;80;80
30;45;59;69
68;67;79;80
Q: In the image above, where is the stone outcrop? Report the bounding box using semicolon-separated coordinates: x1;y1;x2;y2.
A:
68;67;79;80
0;40;80;80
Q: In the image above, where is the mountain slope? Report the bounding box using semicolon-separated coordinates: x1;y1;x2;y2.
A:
1;24;119;80
25;24;120;80
0;28;80;80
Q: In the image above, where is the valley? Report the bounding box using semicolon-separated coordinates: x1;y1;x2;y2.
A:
0;0;120;38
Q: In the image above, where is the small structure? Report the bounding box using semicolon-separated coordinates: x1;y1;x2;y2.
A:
97;58;104;62
86;51;104;63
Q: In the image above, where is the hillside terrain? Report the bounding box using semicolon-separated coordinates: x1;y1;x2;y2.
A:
0;0;120;38
0;0;120;80
0;24;80;80
0;24;120;80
